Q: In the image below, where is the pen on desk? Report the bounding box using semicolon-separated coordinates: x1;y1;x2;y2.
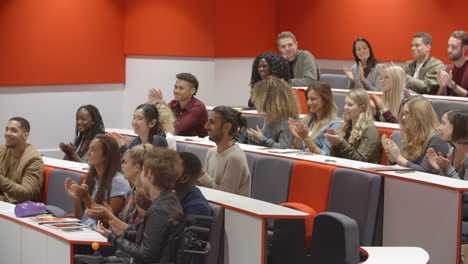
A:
324;159;336;162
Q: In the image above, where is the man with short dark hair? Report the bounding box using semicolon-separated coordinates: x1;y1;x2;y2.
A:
197;106;251;197
0;117;44;203
175;152;211;264
404;32;445;94
276;31;320;87
148;73;208;137
437;30;468;96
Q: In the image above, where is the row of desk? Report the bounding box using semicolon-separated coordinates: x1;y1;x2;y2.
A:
107;128;452;263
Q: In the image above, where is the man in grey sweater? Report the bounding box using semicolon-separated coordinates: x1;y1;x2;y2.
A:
197;106;251;197
277;31;320;87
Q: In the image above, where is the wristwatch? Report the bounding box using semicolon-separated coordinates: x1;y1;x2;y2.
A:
448;82;457;90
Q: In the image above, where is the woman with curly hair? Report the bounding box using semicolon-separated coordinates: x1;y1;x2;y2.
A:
325;88;381;163
382;96;449;172
343;38;383;91
248;51;290;107
288;81;340;155
247;76;300;149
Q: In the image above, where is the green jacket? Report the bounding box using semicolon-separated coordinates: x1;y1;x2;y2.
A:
290;49;320;87
404;56;445;94
332;125;381;164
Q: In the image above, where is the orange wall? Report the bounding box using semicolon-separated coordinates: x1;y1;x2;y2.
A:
214;0;277;57
0;0;125;86
124;0;216;57
4;0;468;86
124;0;277;58
278;0;468;63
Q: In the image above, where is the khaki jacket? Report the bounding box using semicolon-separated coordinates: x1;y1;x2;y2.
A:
404;56;445;94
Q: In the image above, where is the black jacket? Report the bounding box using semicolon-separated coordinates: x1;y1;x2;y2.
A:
108;191;185;264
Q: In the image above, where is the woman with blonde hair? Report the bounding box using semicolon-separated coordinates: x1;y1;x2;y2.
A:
247;76;300;149
288;81;340;154
382;96;449;172
325;88;381;163
371;65;411;123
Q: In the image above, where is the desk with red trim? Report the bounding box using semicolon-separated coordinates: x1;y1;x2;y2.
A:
43;152;435;264
164;134;465;264
0;201;107;264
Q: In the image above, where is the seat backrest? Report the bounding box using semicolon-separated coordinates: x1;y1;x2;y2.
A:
429;99;468;120
251;156;294;204
310;212;360;264
376;126;398;165
321;74;349;89
332;92;347;117
46;168;85;214
294;89;308;114
288;160;336;214
243;114;265;130
327;168;382;246
42;166;55;203
245;152;261;184
205;203;225;264
182;144;210;167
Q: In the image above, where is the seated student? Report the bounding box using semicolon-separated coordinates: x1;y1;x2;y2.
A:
382;96;449;172
64;134;131;228
437;31;468;97
325;88;381;163
113;104;168;154
427;110;468;178
60;104;105;163
344;38;383;91
145;99;177;150
0;117;44;203
198;106;251;197
247;76;300;149
248;51;291;107
371;65;411;123
403;32;445;94
276;31;320;87
85;144;153;231
92;147;185;264
147;73;208;137
288;81;340;155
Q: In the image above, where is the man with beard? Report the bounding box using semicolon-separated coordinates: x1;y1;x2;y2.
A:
197;106;251;197
437;31;468;96
0;117;44;203
404;32;445;94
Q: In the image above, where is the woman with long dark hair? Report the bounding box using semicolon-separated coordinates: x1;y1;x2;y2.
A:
64;134;131;228
289;81;340;154
114;104;168;154
344;38;383;91
60;104;105;162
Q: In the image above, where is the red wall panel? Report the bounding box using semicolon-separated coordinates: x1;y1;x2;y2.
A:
278;0;468;63
214;0;278;57
0;0;125;86
124;0;216;57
